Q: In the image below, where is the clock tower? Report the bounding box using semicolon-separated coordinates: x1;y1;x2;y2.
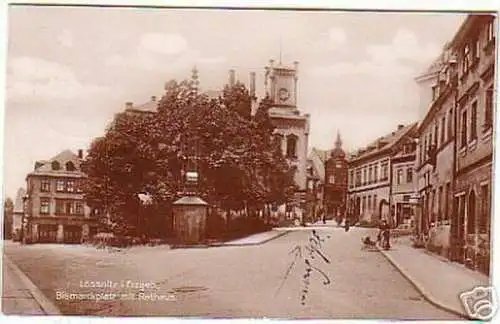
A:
263;59;310;221
265;59;299;112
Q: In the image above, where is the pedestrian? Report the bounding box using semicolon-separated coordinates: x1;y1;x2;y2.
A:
344;218;350;232
378;220;391;250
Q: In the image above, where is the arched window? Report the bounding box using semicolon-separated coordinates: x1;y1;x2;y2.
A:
66;161;76;171
286;134;298;158
51;161;61;171
467;191;476;234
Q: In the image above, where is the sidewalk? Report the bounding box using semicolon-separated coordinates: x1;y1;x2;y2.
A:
378;236;490;319
2;255;60;315
214;229;290;246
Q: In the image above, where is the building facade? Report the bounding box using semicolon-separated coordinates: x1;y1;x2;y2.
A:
450;14;495;274
324;132;348;222
11;187;26;240
264;59;310;218
390;141;417;228
347;123;417;225
414;44;458;258
24;150;99;244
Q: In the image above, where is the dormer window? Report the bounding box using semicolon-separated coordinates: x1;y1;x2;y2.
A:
51;161;61;171
66;161;76;171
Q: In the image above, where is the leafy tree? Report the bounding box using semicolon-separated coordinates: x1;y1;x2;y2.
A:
82;79;296;237
3;197;14;239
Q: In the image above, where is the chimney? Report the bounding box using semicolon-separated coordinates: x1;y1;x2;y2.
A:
229;69;236;87
151;96;156;102
250;72;256;97
397;124;404;130
125;102;133;109
78;149;83;159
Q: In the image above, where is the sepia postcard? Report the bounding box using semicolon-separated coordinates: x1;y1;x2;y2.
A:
1;2;499;322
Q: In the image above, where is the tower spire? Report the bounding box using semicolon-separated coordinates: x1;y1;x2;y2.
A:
279;36;283;64
335;130;342;149
191;65;199;95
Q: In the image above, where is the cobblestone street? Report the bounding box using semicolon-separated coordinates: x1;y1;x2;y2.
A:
3;227;460;319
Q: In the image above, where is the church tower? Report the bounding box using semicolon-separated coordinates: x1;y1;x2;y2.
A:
263;58;310;219
324;130;348;221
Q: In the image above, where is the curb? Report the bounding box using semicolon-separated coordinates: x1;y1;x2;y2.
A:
171;230;291;249
377;247;471;320
3;256;61;315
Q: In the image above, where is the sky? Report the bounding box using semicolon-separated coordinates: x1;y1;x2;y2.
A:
3;5;467;199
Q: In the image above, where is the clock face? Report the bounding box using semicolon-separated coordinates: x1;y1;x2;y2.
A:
278;88;290;102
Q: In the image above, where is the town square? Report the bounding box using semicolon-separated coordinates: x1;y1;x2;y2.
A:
1;4;497;321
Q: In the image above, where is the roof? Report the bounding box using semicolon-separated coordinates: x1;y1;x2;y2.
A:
308;148;332;182
173;196;208;206
348;123;418;164
415;51;446;81
126;98;158;114
203;90;222;100
28;149;85;178
13;187;26;214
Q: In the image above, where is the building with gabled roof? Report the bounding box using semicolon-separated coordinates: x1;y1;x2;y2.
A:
24;149;99;243
346;123;418;225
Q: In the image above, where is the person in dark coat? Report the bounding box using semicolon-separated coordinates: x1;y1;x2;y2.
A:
344;217;350;232
378;220;391;249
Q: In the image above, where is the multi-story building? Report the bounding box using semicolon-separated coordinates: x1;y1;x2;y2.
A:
24;149;99;243
305;158;323;223
414;43;458;258
390;140;418;228
324;132;348;222
264;59;310;219
306;147;330;221
450;14;495;274
11;187;26;240
347;123;417;225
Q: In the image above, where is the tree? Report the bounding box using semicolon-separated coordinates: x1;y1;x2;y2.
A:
4;197;14;239
82;79;296;237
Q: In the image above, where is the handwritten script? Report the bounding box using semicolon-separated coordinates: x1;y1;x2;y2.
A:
276;230;331;305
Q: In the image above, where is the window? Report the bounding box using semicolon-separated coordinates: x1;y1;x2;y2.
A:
479;184;490;234
423;137;428;161
444;183;450;221
66;161;76;171
396;169;403;185
66;201;75;215
286;135;297;158
51;161;61;171
349;170;354;188
56;180;65;192
40;198;50;214
407;167;413;183
329;175;335;184
470;101;477;142
274;134;283;153
368;196;372;210
66;180;75;193
363;168;367;185
432;85;438;101
434;123;439;146
467;191;476;234
75;202;84;216
462;44;471;74
368;166;373;184
362;196;366;213
373;165;378;183
41;179;50;192
373;195;377;210
485;87;494;129
461;110;468;148
55;199;65;215
447;109;453;139
474;38;481;60
441;116;446;144
381;162;388;180
438;186;443;222
355;170;361;187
